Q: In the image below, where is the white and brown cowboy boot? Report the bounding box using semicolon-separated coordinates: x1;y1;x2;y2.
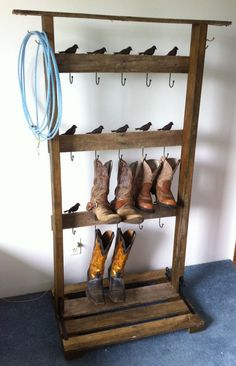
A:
86;159;121;224
155;157;180;207
135;159;162;212
112;159;144;224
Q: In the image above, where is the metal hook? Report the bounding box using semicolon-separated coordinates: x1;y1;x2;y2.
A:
121;73;126;86
142;147;147;160
206;36;215;49
146;73;152;87
118;149;123;160
163;146;169;158
70;152;75;161
169;73;175;88
95;72;100;85
95;151;100;160
138;223;143;230
159;218;164;229
72;228;76;235
69;73;73;84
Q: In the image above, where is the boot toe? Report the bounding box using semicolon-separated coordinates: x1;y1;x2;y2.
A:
86;278;105;304
109;277;125;303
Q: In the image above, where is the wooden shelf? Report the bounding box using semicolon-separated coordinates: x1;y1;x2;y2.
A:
59;270;205;357
62;204;176;229
12;10;232;26
55;54;189;74
59;130;183;153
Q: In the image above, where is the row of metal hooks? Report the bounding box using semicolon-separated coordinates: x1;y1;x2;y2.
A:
68;36;215;87
69;72;175;88
71;214;164;238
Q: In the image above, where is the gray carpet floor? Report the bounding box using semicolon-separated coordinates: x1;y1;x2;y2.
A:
0;260;235;366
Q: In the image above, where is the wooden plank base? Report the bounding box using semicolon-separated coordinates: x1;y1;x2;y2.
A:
57;270;205;358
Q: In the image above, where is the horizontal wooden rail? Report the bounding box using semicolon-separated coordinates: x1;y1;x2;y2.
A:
12;10;231;26
59;130;183;153
55;54;189;74
61;205;176;229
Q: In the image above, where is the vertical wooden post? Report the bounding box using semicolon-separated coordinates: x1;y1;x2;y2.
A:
41;16;64;313
171;23;208;291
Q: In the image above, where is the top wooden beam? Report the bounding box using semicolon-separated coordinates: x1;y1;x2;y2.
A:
12;9;231;26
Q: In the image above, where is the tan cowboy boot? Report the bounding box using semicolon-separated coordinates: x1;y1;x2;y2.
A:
86;229;114;304
109;228;136;303
136;159;162;212
86;159;121;224
112;159;144;224
155;157;180;207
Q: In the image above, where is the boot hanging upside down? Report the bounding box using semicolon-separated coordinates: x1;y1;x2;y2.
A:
86;228;136;304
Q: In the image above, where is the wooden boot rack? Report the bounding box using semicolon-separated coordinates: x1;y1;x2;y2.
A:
13;9;231;359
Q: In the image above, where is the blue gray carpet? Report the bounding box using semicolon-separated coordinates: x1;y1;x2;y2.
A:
0;260;235;366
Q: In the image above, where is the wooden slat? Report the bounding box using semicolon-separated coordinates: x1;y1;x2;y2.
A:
62;204;176;229
12;10;231;26
63;269;166;295
55;54;189;73
59;130;183;153
171;24;208;291
41;15;64;313
63;313;204;352
233;243;236;264
65;299;190;335
64;283;178;318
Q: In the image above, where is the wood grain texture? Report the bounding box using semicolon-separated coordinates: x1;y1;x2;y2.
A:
12;10;231;26
63;313;204;352
42;16;64;312
62;205;176;229
63;269;167;295
59;130;183;153
233;243;236;264
55;54;189;73
65;300;190;335
64;282;178;318
171;24;208;291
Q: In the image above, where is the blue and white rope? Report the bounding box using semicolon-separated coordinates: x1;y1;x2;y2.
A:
18;31;62;141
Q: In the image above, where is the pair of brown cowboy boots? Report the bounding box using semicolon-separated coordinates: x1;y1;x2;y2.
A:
86;157;180;223
86;228;136;304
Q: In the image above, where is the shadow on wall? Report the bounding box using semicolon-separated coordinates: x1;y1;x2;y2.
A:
0;246;52;298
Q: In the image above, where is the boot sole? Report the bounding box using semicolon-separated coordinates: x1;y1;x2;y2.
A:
100;216;122;224
137;206;155;213
123;216;144;224
156;200;177;209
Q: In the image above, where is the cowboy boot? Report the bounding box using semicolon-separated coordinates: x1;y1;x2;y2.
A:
109;228;136;303
86;229;114;304
136;159;162;212
86;159;121;224
112;159;144;224
155;157;180;207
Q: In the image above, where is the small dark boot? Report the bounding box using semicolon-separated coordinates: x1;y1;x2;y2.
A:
86;229;114;304
109;228;136;303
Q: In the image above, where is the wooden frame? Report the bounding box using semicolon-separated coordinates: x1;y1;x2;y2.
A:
13;9;231;358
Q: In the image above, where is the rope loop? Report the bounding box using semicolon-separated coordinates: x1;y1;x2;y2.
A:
18;31;62;141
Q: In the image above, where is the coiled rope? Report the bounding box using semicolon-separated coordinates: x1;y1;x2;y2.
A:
18;31;62;142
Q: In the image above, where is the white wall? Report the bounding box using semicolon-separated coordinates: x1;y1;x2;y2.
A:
0;0;235;297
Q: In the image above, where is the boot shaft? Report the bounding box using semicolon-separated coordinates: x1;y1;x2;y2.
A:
90;159;112;205
110;228;136;277
88;229;114;279
114;159;137;207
